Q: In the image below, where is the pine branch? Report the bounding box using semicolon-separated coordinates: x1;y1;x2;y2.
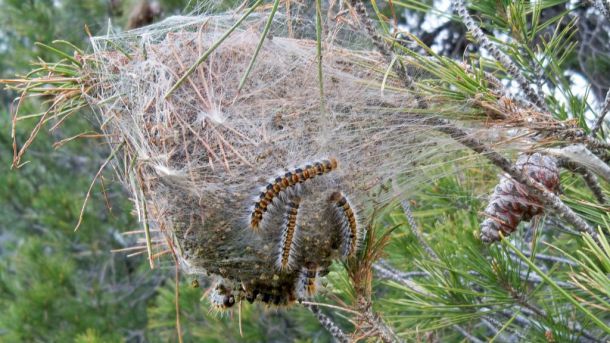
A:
425;118;597;241
346;0;596;243
453;325;485;343
450;0;549;112
375;261;429;279
376;258;573;289
498;309;533;332
591;88;610;137
517;270;575;289
493;240;607;341
357;296;404;343
514;250;579;267
558;159;607;204
545;144;610;183
501;307;601;343
304;303;350;343
372;263;428;295
582;135;610;151
350;0;429;109
349;1;414;89
400;201;438;259
593;0;610;22
481;316;521;342
545;217;582;236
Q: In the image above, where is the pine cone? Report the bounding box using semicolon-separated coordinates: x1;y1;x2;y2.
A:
480;153;560;243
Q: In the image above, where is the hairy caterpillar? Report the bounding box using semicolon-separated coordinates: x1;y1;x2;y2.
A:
296;262;319;300
208;280;244;311
329;191;359;257
277;198;301;271
209;284;236;311
251;158;338;229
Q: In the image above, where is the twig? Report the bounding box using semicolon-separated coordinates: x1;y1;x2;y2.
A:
304;303;350;343
357;296;404;343
451;0;548;112
590;88;610;137
135;167;155;269
517;270;575;289
400;200;439;259
515;250;579;267
593;0;610;22
545;217;581;235
378;260;429;278
498;309;532;331
453;324;485;343
481;317;511;342
558;159;607;204
315;0;325;114
301;301;361;316
545;144;610;183
350;0;417;92
372;264;429;297
582;135;610;151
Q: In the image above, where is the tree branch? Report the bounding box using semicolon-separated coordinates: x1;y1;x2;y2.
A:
545;144;610;183
424;118;597;241
591;87;610;137
400;200;439;259
558;159;607;204
453;325;485;343
304;303;351;343
593;0;610;22
451;0;549;112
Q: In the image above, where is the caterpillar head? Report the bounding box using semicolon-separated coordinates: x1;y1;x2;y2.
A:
209;280;244;311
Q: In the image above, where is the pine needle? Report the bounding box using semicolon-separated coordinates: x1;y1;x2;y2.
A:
503;238;610;334
315;0;325;114
165;0;263;98
75;141;125;232
139;183;155;269
237;0;280;91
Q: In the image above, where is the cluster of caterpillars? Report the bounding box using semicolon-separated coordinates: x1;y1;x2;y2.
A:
253;158;359;271
209;263;327;310
209;158;364;311
250;159;339;229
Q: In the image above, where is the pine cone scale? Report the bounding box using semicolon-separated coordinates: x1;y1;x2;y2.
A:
480;153;559;243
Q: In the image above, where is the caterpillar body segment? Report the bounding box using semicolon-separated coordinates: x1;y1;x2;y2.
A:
250;158;338;230
296;262;319;301
329;191;359;257
276;198;301;271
